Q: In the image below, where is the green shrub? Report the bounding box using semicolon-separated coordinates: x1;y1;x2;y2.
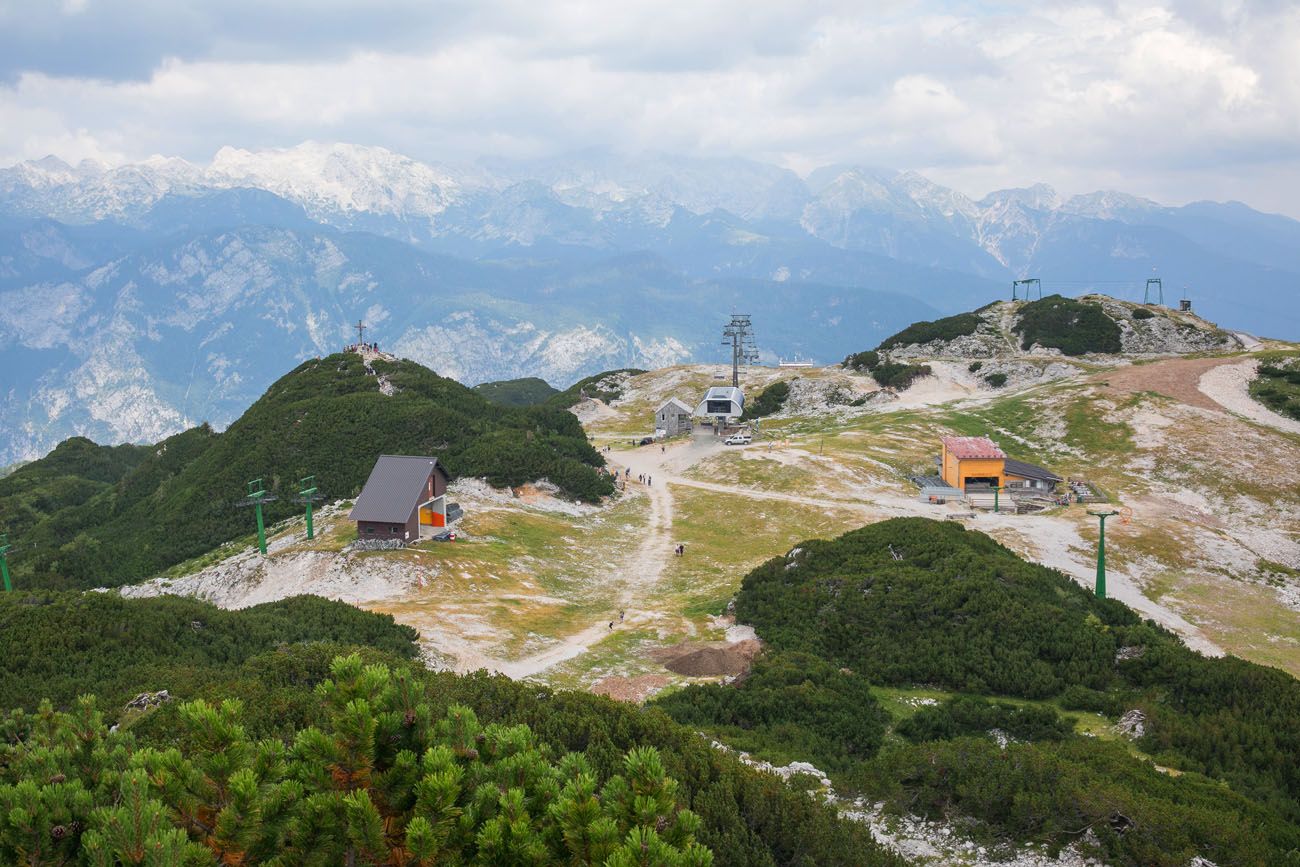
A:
871;363;932;390
1014;295;1121;355
0;655;716;866
968;361;983;373
843;350;880;372
735;518;1134;699
652;651;890;773
878;313;982;350
983;372;1008;388
1057;684;1122;716
858;737;1299;867
1250;358;1300;421
0;591;419;712
896;695;1073;743
742;381;791;420
1131;307;1156;320
733;518;1300;831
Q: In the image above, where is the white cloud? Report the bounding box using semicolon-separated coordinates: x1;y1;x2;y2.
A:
0;0;1298;215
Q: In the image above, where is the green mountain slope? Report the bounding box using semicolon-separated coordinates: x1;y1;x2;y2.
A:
0;591;418;712
472;376;561;406
545;368;646;409
656;518;1300;866
1;353;613;590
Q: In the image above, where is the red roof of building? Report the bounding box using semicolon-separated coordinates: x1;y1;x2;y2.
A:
942;436;1006;460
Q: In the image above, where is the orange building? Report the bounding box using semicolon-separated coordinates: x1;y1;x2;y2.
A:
939;436;1062;493
940;436;1007;490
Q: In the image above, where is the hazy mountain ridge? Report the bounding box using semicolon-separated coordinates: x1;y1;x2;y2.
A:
2;141;1298;464
0;212;942;464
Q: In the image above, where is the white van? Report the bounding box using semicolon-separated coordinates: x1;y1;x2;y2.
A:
724;433;753;445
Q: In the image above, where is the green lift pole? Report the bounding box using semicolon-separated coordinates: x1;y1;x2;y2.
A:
299;476;318;540
992;484;1002;513
1088;510;1120;599
0;534;12;592
240;479;276;556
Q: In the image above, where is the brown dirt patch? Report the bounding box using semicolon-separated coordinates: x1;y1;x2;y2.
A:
590;674;670;703
1094;356;1235;411
648;638;763;677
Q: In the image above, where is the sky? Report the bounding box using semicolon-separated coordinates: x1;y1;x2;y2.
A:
1;0;1297;215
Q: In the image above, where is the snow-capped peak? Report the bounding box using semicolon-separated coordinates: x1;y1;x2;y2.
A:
1061;190;1159;220
208;141;466;219
978;183;1062;213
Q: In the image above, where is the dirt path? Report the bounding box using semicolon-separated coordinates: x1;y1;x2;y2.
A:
457;443;684;678
1198;359;1300;436
1097;355;1239;411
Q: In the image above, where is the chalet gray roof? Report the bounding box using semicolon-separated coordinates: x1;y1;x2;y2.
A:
348;455;448;524
657;397;693;413
1003;458;1062;483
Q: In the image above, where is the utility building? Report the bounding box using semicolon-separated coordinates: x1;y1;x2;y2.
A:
350;455;452;542
695;386;744;421
939;436;1060;494
655;398;694;436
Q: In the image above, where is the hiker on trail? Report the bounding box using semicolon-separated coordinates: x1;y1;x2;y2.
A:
619;609;625;622
661;445;665;454
608;621;614;630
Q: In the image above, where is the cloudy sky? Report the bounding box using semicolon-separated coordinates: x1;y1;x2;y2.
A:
1;0;1297;215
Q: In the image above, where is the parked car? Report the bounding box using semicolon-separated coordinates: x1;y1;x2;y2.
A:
638;436;655;446
724;433;753;445
431;529;458;542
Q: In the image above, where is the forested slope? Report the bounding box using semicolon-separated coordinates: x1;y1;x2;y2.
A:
0;595;904;867
656;518;1300;866
0;353;613;590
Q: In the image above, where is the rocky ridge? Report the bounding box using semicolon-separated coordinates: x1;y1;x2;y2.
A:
883;297;1242;363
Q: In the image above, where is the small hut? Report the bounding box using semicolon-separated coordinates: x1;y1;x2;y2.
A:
349;456;452;542
655;398;694;436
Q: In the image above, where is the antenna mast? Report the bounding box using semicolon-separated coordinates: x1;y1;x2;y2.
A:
721;314;759;388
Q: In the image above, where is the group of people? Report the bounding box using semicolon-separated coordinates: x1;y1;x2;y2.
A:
674;543;686;557
347;342;380;353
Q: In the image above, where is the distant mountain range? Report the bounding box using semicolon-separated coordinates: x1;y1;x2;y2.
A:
1;141;1297;465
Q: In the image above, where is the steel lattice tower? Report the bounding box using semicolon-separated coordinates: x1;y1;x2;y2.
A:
722;314;759;388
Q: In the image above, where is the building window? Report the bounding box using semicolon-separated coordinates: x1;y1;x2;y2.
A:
391;525;402;533
365;527;375;534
